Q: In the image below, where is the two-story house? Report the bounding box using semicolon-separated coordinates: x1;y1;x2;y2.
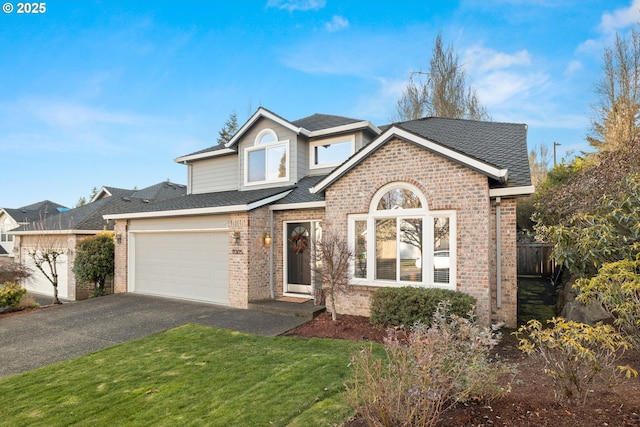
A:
105;107;533;327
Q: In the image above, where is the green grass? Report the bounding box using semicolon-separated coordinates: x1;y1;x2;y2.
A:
0;324;379;427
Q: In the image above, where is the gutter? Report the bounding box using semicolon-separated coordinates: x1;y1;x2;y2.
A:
495;197;502;309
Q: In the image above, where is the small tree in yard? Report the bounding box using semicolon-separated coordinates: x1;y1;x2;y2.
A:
26;227;66;305
73;231;115;297
0;262;32;285
312;232;353;321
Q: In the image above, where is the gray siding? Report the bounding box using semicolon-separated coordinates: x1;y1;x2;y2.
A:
297;135;310;178
190;155;239;194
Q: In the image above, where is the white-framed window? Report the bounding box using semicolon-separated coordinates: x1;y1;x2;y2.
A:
245;128;289;185
349;182;456;289
1;217;14;242
309;135;355;169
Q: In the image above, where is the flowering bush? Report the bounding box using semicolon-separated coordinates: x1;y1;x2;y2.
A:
345;302;513;427
515;317;637;406
0;282;27;309
574;258;640;347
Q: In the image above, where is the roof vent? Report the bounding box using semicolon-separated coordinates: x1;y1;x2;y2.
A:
142;199;150;203
122;197;131;202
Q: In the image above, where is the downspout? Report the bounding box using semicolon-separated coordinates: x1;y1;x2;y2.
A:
495;197;502;308
269;208;275;300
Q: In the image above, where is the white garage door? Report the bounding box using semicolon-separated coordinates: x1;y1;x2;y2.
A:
21;249;69;299
132;231;229;305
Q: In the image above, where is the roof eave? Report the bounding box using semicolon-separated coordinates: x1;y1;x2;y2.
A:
224;107;310;149
103;190;292;220
174;147;237;164
308;121;382;138
310;126;509;194
489;185;535;198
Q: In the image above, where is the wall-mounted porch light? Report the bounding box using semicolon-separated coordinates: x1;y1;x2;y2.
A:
233;231;241;244
262;230;272;246
115;233;122;244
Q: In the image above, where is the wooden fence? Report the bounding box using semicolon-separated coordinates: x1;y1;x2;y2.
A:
517;243;555;277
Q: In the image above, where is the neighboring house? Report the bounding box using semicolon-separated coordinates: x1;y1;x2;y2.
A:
0;200;68;264
10;182;186;300
105;108;533;327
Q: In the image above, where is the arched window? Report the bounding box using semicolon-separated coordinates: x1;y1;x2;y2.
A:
349;183;455;289
245;128;289;184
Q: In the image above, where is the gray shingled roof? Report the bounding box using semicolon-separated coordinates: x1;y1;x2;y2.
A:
2;200;68;225
121;186;294;214
292;113;363;132
274;175;326;205
179;143;234;159
12;182;187;232
392;117;531;187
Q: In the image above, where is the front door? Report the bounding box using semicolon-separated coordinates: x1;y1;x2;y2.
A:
286;222;312;294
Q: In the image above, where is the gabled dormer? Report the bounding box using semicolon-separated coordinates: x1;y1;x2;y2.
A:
175;108;381;195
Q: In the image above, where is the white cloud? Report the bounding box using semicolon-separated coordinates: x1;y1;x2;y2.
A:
578;0;640;54
564;60;583;76
475;70;549;107
266;0;326;12
599;0;640;34
464;45;532;72
325;15;349;33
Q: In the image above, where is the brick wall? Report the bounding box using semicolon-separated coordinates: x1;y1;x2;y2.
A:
490;197;518;327
113;220;128;294
272;209;325;297
322;138;500;325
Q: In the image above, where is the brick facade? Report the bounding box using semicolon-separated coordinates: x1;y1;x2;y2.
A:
110;139;520;327
113;220;128;294
321;138;510;326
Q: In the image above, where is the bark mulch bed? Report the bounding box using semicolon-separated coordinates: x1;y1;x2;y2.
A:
284;312;640;427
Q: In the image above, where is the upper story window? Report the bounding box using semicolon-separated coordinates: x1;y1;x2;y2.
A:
245;129;289;185
1;217;14;242
309;135;355;169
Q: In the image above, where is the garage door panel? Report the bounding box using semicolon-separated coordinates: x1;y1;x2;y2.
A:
133;232;229;305
22;250;69;299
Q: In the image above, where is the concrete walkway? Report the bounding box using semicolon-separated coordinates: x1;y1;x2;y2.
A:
0;293;309;379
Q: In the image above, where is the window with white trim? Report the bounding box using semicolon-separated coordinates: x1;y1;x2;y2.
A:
349;183;455;288
1;217;14;242
309;135;355;169
245;128;289;185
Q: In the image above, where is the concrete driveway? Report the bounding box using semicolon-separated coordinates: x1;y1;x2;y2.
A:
0;293;309;379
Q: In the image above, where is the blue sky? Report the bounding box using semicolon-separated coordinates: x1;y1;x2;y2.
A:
1;0;639;208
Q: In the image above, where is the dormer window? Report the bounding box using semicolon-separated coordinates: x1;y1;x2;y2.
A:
245;129;289;185
309;135;355;169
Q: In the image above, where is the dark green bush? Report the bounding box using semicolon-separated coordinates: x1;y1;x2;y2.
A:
369;287;476;327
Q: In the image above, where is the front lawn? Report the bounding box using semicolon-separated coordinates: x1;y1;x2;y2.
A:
0;324;376;426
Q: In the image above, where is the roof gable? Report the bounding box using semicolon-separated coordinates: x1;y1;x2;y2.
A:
174;108;381;164
311;117;531;195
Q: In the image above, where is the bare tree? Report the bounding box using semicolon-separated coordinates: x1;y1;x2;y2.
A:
588;29;640;151
529;144;551;187
393;32;490;122
312;232;354;321
25;216;66;304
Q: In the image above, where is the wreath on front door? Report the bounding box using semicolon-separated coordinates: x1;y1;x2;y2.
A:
289;232;308;254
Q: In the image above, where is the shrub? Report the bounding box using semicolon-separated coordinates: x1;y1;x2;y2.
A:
346;302;513;427
73;231;115;295
0;282;27;309
574;258;640;347
0;262;32;284
515;317;637;406
369;287;476;328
